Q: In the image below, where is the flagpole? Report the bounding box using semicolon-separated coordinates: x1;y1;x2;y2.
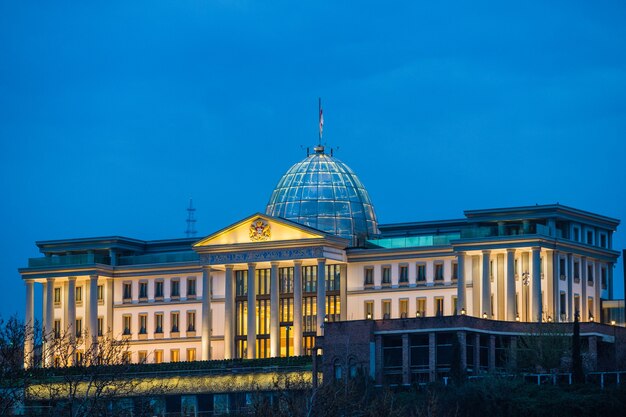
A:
318;97;322;146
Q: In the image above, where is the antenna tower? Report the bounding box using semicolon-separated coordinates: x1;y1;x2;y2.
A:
185;199;197;238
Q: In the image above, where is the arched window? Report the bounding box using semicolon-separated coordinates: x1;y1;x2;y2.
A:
348;357;358;379
333;359;342;381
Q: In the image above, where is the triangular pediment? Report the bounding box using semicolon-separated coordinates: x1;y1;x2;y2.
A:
193;213;327;247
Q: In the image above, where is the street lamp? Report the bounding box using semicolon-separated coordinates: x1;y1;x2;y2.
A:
460;308;466;316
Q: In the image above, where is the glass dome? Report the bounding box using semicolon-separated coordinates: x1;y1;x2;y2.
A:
266;146;379;244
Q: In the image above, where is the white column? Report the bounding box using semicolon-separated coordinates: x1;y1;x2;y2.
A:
247;263;257;359
567;253;573;320
531;247;542;322
44;278;54;338
67;277;76;340
88;275;98;346
339;264;348;321
506;249;516;321
24;280;35;368
481;251;491;317
456;252;466;314
293;261;303;356
106;278;113;335
581;257;588;321
270;262;280;357
223;265;235;360
201;266;212;360
316;259;326;336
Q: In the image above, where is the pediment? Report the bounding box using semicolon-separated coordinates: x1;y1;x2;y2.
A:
193;213;327;247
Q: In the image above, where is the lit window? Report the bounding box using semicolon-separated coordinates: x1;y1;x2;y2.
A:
170;349;180;363
97;317;103;336
382;300;391;319
416;298;426;317
399;299;408;318
154;350;163;364
187;348;196;362
53;319;61;339
364;301;374;319
75;318;82;338
138;351;147;363
97;285;104;303
54;287;61;305
75;286;83;303
435;297;444;316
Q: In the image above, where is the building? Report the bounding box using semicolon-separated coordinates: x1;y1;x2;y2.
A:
19;145;621;366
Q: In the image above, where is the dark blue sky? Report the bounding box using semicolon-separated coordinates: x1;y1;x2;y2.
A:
1;1;625;318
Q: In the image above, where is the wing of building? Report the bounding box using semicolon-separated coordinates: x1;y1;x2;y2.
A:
19;145;621;364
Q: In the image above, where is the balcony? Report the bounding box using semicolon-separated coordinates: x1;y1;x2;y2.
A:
28;254;110;268
117;252;199;266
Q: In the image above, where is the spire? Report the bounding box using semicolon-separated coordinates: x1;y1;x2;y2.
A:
185;198;197;238
314;98;325;154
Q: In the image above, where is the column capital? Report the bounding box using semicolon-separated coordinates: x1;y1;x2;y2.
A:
481;250;491;255
46;277;54;283
247;262;257;268
202;265;212;272
68;276;77;282
506;248;516;254
89;274;98;280
225;264;234;270
531;246;541;251
316;258;326;263
293;260;303;266
270;261;279;267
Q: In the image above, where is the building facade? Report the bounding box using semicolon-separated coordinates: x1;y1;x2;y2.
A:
19;146;621;366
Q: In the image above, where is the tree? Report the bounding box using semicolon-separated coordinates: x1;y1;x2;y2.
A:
0;315;36;415
572;311;584;384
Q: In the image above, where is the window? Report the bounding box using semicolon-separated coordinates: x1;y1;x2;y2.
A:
399;265;408;284
587;298;594;321
170;349;180;363
573;226;580;242
97;317;103;337
364;301;374;319
586;230;594;245
155;313;163;334
187;277;196;298
139;282;148;300
334;359;342;381
364;267;374;286
76;351;84;364
559;258;566;280
600;233;607;248
123;315;131;335
138;351;147;363
452;262;458;280
382;300;391;319
417;264;426;283
489;260;494;282
75;286;83;304
574;294;581;318
187;348;196;362
75;318;82;338
187;311;196;332
587;264;594;285
123;282;132;301
399;299;408;318
171;279;180;298
97;285;104;304
435;297;444;316
514;259;519;279
560;292;566;318
154;350;163;364
155;280;164;299
601;267;607;289
139;314;147;335
434;263;444;282
574;260;580;281
53;319;61;339
171;312;180;333
54;287;61;305
452;296;458;315
123;352;132;364
382;266;391;285
416;298;426;317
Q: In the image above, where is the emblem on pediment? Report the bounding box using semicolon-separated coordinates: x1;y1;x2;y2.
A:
249;218;271;241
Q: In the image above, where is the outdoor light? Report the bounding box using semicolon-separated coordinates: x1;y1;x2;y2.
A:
324;315;329;323
515;314;520;322
460;308;466;316
482;312;488;319
547;316;553;322
589;315;594;322
416;311;422;318
366;313;372;320
611;320;616;326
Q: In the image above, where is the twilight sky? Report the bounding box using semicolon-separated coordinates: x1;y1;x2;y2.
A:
1;1;625;319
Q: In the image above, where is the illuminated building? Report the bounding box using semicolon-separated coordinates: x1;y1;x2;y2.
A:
19;145;621;365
